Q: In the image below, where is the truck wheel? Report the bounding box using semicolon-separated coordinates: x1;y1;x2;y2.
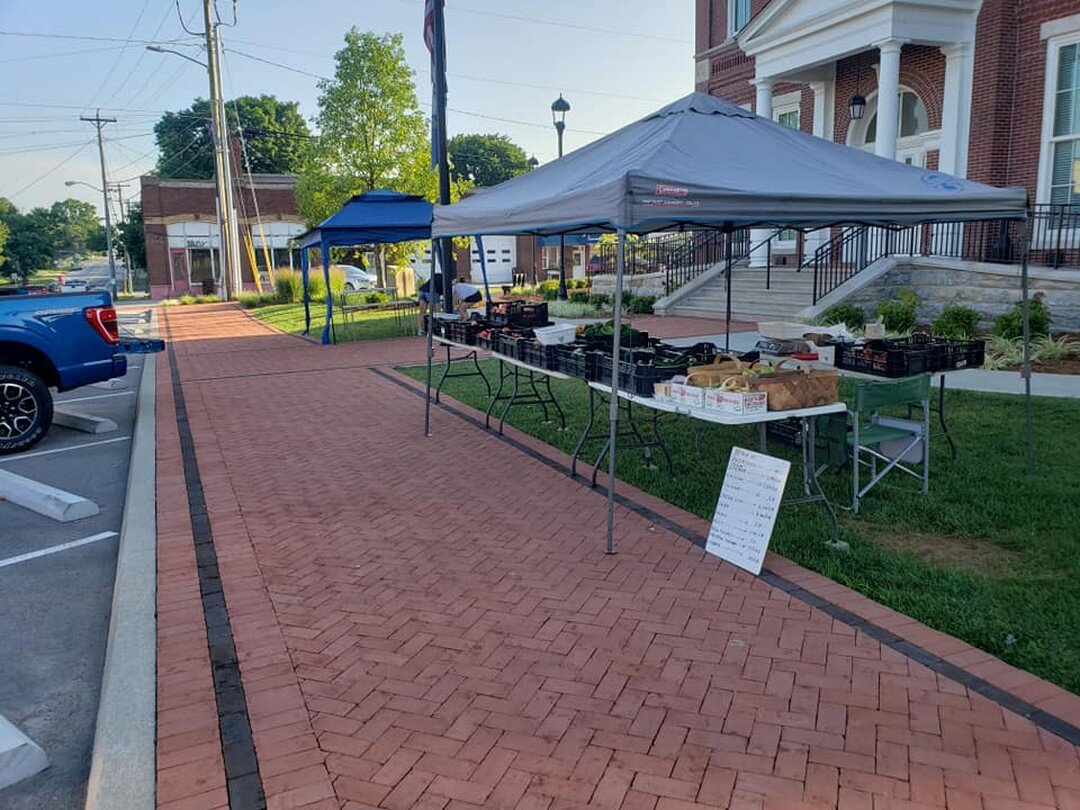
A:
0;364;53;456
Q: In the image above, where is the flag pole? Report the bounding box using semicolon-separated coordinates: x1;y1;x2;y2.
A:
430;0;455;313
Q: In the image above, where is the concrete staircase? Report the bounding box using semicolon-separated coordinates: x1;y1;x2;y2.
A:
665;267;815;322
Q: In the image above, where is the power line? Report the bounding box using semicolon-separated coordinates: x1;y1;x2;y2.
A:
0;29;197;45
0;44;132;64
8;142;93;199
393;0;692;44
85;0;154;114
102;0;181;109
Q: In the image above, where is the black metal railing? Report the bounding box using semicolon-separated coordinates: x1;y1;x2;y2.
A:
807;204;1080;304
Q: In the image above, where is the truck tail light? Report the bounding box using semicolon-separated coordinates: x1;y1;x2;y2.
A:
85;306;120;345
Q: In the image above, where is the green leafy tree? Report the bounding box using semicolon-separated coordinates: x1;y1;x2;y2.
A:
448;133;529;187
0;201;54;284
296;29;465;283
0;220;7;268
154;95;311;179
49;198;104;256
117;202;146;270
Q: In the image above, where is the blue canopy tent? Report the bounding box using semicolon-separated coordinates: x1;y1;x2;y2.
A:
297;189;434;344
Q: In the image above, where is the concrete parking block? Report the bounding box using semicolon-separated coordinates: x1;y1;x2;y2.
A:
0;470;99;522
0;714;48;791
53;409;118;435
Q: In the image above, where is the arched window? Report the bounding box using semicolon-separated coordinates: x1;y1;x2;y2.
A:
854;89;929;148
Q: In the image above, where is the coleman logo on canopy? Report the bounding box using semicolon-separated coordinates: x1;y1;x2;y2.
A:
655;183;690;197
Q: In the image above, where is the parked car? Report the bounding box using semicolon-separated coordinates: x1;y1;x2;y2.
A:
0;289;130;454
333;264;378;291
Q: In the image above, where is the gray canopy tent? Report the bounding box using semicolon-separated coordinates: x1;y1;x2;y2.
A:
432;92;1032;553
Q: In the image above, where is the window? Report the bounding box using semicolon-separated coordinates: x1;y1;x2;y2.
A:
1050;42;1080;204
777;108;800;130
859;90;928;146
729;0;751;35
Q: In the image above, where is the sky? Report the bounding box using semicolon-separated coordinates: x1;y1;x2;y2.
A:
0;0;695;217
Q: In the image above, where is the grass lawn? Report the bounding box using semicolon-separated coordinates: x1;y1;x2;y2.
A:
400;359;1080;694
250;302;417;342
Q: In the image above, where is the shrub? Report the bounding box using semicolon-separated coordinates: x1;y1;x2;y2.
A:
195;294;219;304
624;294;656;315
200;279;216;296
364;291;390;304
568;278;590;290
238;292;277;309
588;293;611;310
538;279;560;300
993;294;1051;340
983;335;1023;369
179;295;196;305
547;300;596;318
327;266;347;296
933;305;981;339
820;302;865;332
874;288;918;333
275;270;303;303
1032;334;1079;362
568;289;590;303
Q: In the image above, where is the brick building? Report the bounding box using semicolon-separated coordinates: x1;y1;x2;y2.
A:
141;173;306;300
695;0;1080;262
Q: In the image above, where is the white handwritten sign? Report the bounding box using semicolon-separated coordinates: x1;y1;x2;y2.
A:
706;447;791;575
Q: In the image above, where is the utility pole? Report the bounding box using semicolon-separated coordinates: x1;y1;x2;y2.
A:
80;110;118;299
112;183;132;293
431;0;454;313
202;0;242;297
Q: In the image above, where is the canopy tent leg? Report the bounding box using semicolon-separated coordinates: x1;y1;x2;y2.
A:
475;234;492;314
604;229;627;556
301;248;311;335
724;227;733;352
320;242;333;345
1020;214;1034;474
424;240;443;437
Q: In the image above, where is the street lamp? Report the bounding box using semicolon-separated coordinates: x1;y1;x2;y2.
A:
551;94;571;300
145;44;205;67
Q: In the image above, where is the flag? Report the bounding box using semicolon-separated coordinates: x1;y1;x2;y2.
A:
425;0;445;168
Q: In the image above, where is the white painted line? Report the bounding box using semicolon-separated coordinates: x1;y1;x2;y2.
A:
91;379;127;390
0;531;117;570
0;713;48;790
0;469;100;522
57;391;135;405
53;409;119;435
0;436;130;463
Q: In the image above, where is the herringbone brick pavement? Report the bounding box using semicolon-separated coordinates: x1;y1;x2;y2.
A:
156;304;1080;809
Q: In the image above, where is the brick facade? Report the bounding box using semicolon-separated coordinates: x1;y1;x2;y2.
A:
141;174;302;299
697;0;1080;201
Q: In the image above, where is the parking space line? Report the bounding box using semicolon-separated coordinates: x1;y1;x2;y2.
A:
0;531;117;570
57;391;136;405
0;436;130;463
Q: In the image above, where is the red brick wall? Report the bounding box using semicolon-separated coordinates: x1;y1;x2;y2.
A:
697;0;1080;201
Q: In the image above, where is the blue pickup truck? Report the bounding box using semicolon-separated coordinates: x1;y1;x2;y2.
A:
0;289;129;454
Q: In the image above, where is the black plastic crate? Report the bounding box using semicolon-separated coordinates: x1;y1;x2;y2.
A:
890;337;985;371
555;345;597;380
447;320;479;346
833;341;930;378
486;300;549;328
475;332;493;350
518;340;561;370
491;331;525;358
595;353;690;397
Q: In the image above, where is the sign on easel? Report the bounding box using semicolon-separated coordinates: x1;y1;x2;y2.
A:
706;447;791;575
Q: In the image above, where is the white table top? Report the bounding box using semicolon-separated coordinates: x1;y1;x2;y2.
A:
490;351;574;381
587;381;847;426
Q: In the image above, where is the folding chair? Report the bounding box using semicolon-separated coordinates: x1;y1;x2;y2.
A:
848;373;931;513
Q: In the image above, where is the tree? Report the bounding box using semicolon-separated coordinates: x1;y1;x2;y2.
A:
154;95;311;179
117;202;146;270
448;133;529;187
0;220;8;269
48;198;104;256
296;29;463;284
0;201;54;285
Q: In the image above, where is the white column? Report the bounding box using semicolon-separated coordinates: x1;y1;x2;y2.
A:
805;74;837;262
875;40;904;161
750;77;775;268
938;42;974;177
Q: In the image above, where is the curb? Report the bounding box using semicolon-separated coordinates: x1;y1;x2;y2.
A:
85;311;157;810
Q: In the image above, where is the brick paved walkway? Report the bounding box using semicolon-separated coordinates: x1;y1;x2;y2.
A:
155;304;1080;810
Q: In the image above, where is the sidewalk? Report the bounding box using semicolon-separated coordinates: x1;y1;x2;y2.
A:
155;303;1080;809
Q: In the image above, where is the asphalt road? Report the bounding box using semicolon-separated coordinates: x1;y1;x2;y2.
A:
0;311;148;809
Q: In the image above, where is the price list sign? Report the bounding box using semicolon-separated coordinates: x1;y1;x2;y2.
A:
706;447;791;575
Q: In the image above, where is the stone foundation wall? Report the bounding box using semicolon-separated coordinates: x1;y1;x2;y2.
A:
843;260;1080;331
589;272;666;299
